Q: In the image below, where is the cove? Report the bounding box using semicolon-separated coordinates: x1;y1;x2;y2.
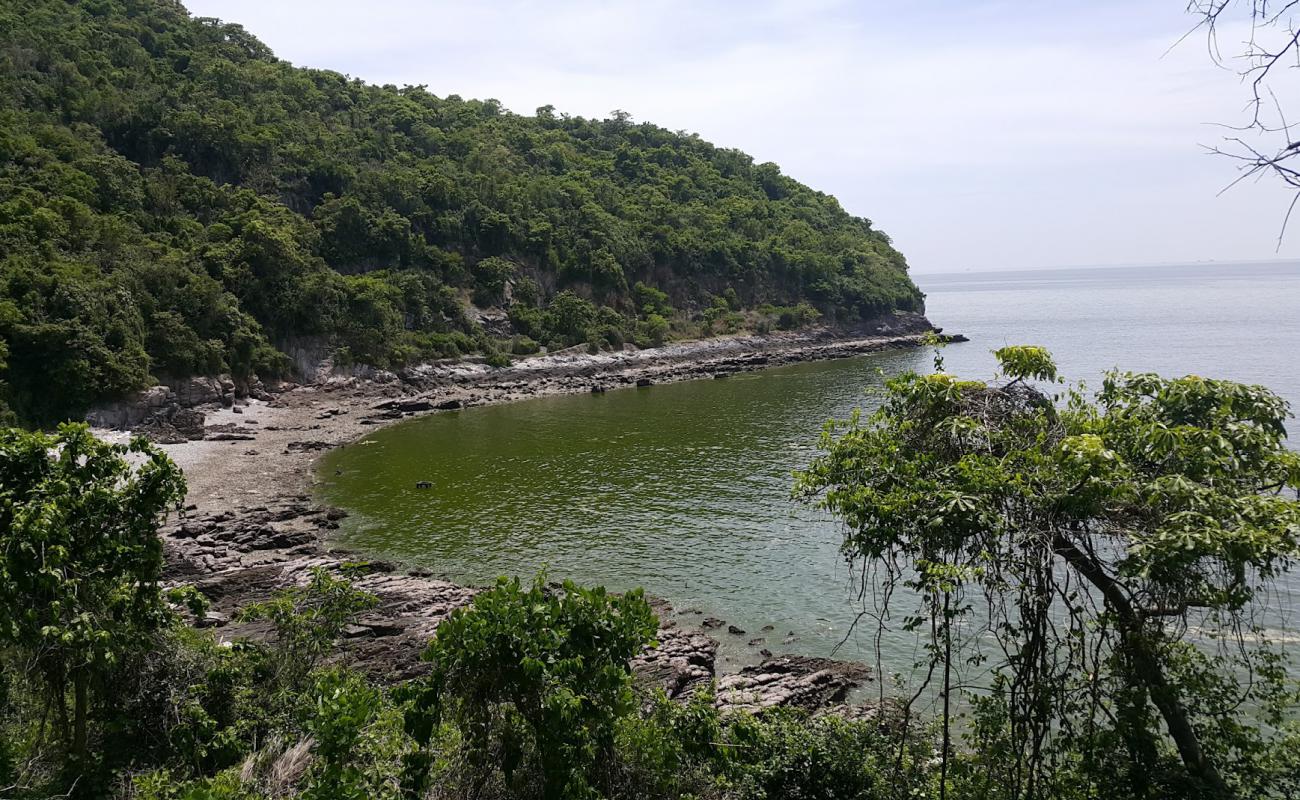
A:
317;347;936;667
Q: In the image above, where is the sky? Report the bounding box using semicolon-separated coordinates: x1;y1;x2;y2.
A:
184;0;1300;273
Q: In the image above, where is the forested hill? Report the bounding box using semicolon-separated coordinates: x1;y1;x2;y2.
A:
0;0;923;425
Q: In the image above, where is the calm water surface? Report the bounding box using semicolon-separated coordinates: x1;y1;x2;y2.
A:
319;261;1300;674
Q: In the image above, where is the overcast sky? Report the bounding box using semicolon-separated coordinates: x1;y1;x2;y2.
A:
186;0;1300;273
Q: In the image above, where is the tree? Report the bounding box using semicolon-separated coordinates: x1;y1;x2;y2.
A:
795;346;1300;798
0;423;186;763
1185;2;1300;237
403;574;658;799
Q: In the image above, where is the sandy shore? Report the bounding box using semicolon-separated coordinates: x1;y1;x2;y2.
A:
127;324;938;711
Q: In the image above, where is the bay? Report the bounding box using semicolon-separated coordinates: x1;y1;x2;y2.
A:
318;260;1300;674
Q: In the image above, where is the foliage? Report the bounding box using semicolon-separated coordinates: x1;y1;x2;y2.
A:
0;0;922;423
236;568;378;696
795;346;1300;798
404;574;659;799
992;345;1058;382
0;423;186;767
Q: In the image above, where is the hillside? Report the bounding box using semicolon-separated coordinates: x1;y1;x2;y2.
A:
0;0;923;424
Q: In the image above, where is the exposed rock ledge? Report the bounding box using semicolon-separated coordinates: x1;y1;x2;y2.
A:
106;317;960;715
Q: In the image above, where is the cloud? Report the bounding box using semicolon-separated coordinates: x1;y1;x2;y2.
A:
186;0;1300;271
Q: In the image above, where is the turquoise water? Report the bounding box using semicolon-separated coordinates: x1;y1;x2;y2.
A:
318;261;1300;673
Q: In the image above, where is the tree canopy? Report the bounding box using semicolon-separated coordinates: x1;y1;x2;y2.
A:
0;0;922;425
796;346;1300;799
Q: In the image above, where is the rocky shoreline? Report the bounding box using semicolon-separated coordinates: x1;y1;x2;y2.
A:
116;317;949;716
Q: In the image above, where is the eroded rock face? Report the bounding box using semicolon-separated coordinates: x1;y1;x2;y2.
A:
85;385;174;429
170;375;236;407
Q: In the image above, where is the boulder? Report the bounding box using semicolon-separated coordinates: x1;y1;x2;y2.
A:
85;385;174;429
171;409;206;439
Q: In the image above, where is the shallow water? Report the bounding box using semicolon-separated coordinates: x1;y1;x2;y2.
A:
318;261;1300;676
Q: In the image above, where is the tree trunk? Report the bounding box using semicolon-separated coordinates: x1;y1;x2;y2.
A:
72;669;88;764
1053;534;1230;798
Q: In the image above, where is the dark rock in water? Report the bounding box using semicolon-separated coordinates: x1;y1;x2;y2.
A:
713;372;731;379
396;399;433;412
761;624;775;632
748;637;765;646
590;385;606;393
636;377;653;387
701;617;724;629
760;648;773;657
727;624;746;636
436;398;463;410
415;480;433;489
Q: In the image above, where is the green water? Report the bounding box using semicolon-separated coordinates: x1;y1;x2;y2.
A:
317;347;934;665
319;261;1300;674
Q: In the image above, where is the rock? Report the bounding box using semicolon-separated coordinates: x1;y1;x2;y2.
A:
396;399;433;412
436;399;463;410
632;627;718;699
86;385;174;429
701;617;724;629
171;408;206;439
196;611;229;628
748;637;765;646
169;376;228;407
727;624;746;636
715;656;870;714
636;377;653;387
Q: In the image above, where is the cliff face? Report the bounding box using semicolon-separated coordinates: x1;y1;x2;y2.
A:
0;0;922;424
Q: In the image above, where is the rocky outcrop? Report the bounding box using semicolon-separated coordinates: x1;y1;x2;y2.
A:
168;375;236;408
86;376;234;435
85;385;174;429
715;656;871;713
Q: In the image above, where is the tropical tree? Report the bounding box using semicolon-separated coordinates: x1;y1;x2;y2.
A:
0;423;186;763
796;346;1300;798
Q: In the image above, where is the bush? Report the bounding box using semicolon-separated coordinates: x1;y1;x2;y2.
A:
636;313;671;348
509;335;540;355
404;575;659;799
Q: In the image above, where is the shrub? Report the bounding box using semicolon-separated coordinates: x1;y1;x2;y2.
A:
636;313;671;348
404;575;659;799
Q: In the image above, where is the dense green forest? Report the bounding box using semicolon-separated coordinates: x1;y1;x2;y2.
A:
0;0;922;425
